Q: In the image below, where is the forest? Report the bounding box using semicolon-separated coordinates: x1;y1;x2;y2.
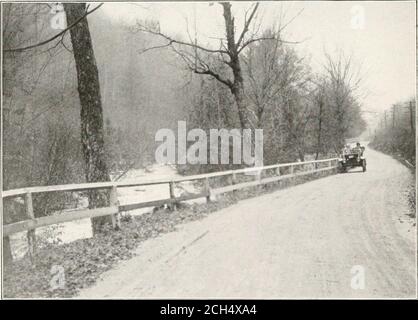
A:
3;2;367;255
370;98;416;165
3;2;366;186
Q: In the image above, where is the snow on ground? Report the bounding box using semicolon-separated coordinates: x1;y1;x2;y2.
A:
10;164;200;259
116;164;201;211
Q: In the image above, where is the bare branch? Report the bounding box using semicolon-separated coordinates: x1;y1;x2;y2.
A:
3;3;104;53
278;8;304;33
236;2;259;48
167;44;233;89
134;23;230;56
194;68;233;89
138;40;174;54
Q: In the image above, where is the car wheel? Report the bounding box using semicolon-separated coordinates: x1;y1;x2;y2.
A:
362;159;367;172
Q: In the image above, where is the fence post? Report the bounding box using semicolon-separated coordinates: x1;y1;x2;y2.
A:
289;165;294;185
256;169;267;190
110;185;121;230
231;172;237;199
254;169;262;190
169;181;177;211
275;167;281;187
25;192;36;262
254;169;261;181
204;177;211;203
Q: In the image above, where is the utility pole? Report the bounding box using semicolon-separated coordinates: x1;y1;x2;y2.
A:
409;100;414;132
392;105;395;129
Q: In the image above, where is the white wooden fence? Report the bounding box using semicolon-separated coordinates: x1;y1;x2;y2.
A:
2;158;338;260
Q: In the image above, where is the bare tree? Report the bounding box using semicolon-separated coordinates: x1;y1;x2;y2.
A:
242;32;313;162
64;3;113;234
309;76;328;159
2;3;78;263
242;29;307;127
134;2;297;130
323;51;363;151
280;87;314;162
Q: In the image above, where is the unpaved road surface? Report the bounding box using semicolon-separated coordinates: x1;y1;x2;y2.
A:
80;147;416;298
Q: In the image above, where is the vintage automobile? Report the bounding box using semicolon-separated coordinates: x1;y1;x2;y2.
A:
338;144;366;173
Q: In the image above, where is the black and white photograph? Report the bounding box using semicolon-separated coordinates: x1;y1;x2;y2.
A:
1;0;416;302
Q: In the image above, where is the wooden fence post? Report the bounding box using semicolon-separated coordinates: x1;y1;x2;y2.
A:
204;177;211;203
169;181;177;211
258;169;263;182
231;172;237;199
110;185;121;230
289;165;294;185
256;169;264;190
275;167;281;187
25;192;36;262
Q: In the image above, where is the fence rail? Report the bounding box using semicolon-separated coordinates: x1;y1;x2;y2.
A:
2;158;338;260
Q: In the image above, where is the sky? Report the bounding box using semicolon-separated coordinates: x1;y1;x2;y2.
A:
100;1;416;129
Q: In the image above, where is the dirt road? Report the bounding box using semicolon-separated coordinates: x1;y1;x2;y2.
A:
79;147;416;298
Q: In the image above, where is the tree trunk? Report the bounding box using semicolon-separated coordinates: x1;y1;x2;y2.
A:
315;99;323;160
221;2;254;130
232;82;253;130
298;150;305;162
64;3;112;234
